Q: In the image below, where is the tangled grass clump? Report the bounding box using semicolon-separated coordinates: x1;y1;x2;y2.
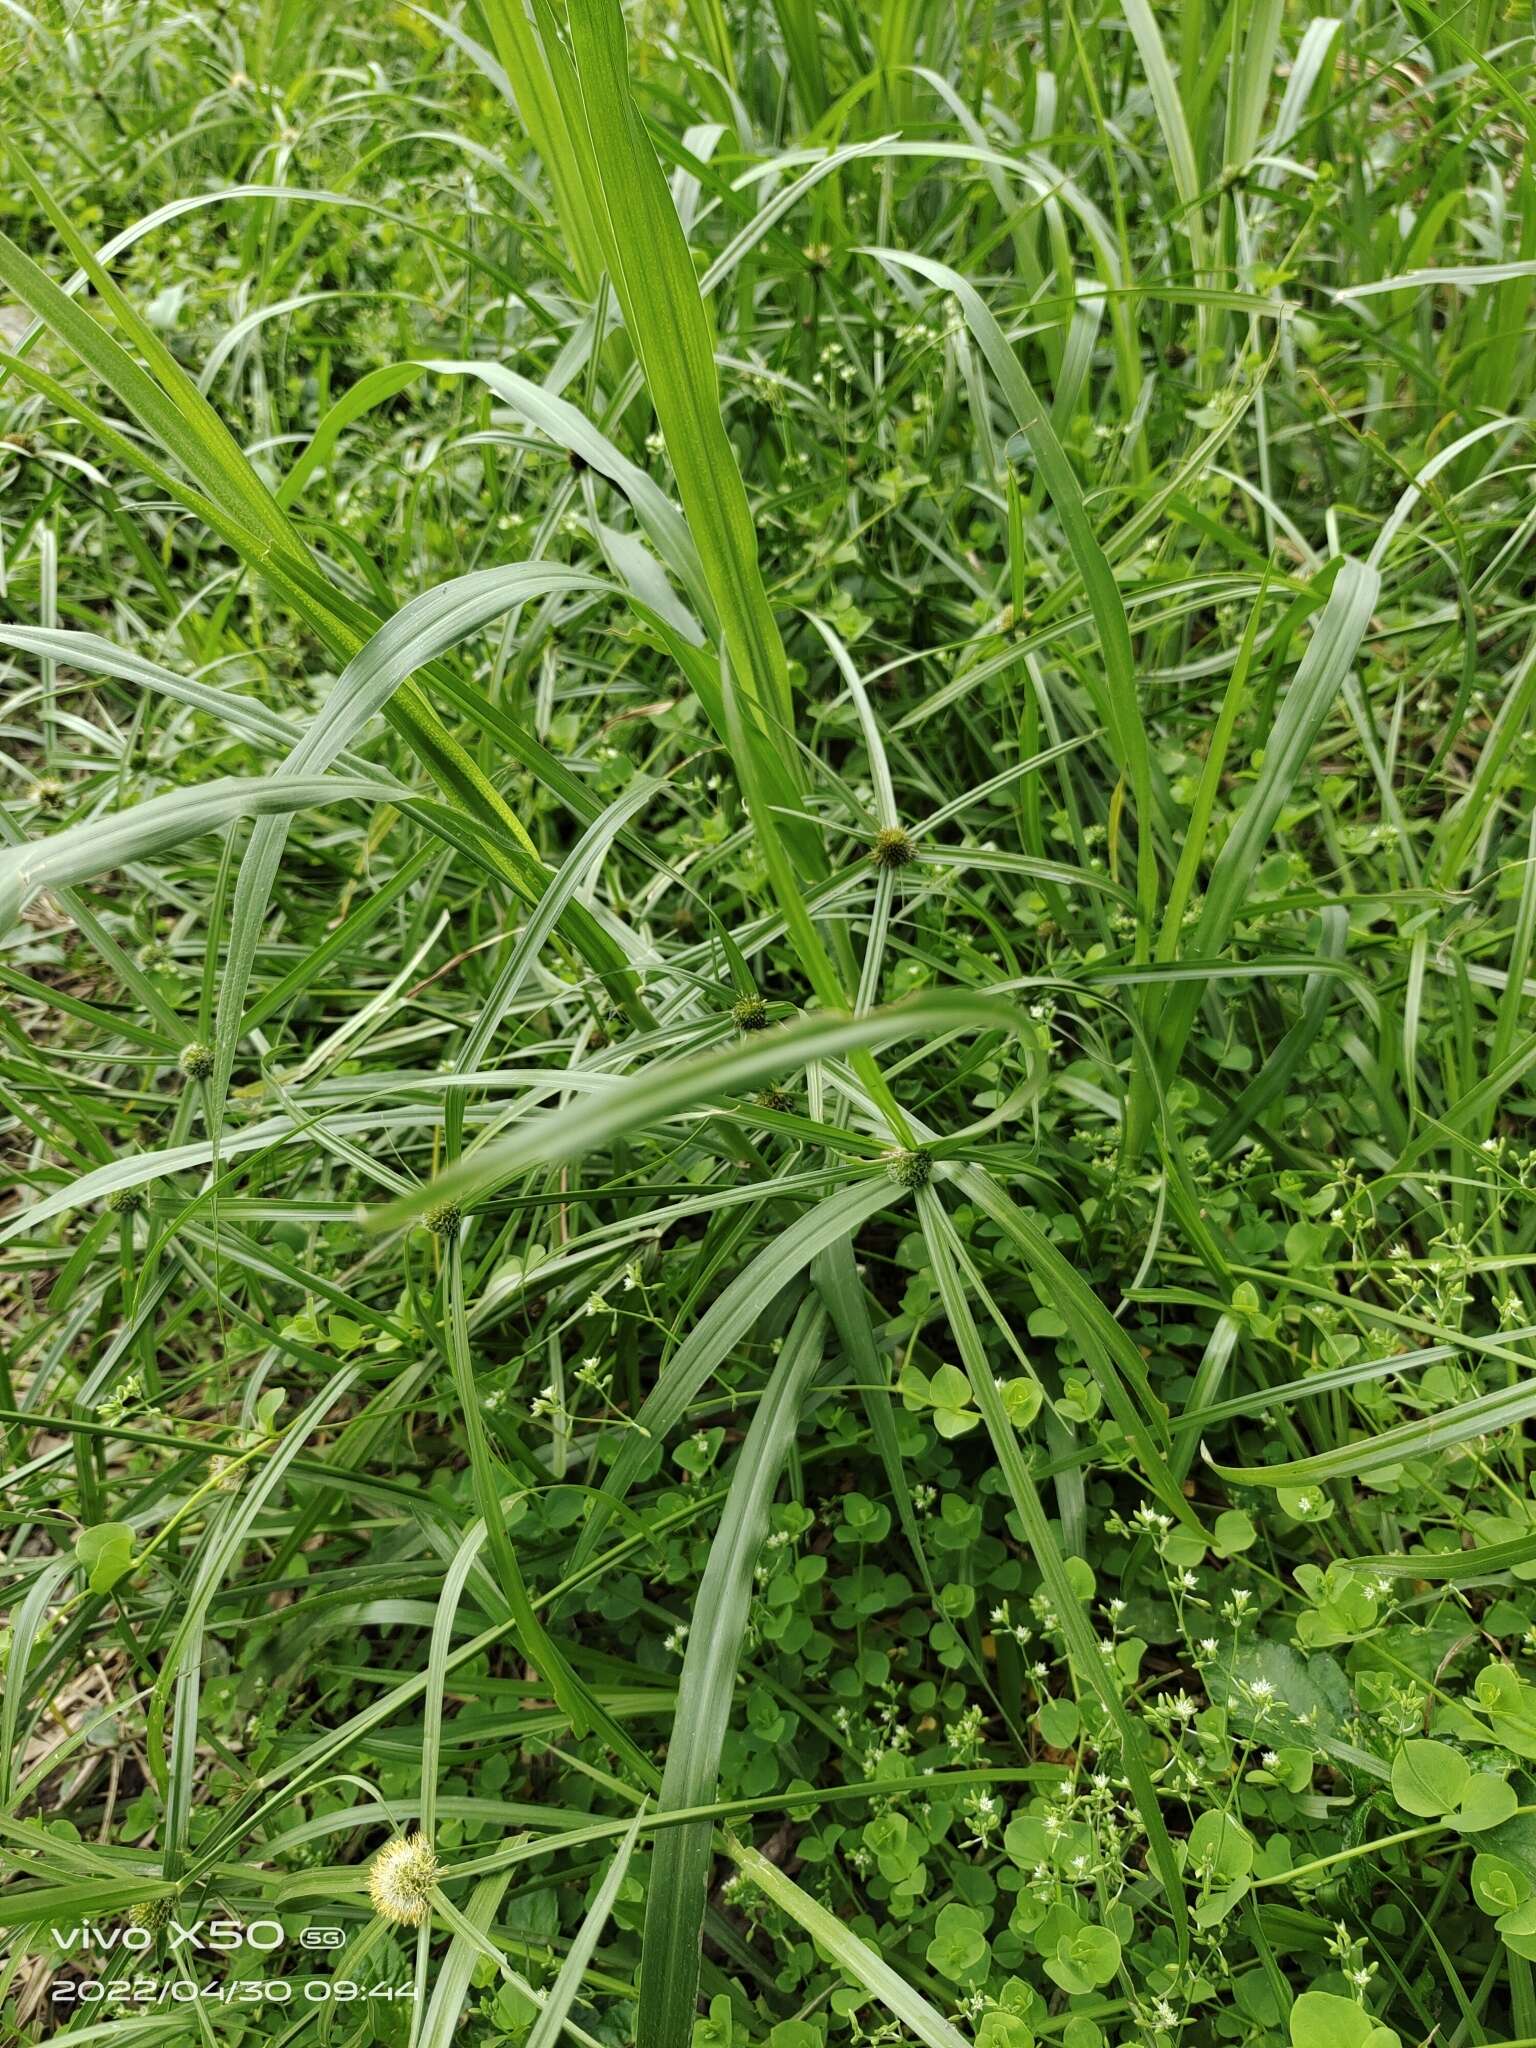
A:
3;3;1536;2044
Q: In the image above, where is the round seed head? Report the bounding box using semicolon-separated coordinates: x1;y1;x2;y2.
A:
423;1198;461;1237
178;1040;216;1082
730;993;770;1032
129;1896;174;1935
368;1833;438;1926
28;777;67;811
886;1147;933;1191
755;1087;795;1116
107;1185;146;1214
871;825;917;870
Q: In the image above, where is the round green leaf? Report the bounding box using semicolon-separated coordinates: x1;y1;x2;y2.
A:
1391;1739;1471;1818
1472;1852;1530;1918
1456;1773;1518;1834
75;1521;135;1595
1188;1808;1255;1883
1290;1991;1398;2048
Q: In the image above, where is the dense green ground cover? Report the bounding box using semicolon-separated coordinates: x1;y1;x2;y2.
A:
4;1;1536;2042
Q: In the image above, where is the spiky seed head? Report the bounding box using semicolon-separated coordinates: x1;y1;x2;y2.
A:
871;825;916;870
178;1040;216;1082
129;1896;174;1935
756;1088;795;1116
423;1198;461;1237
731;993;770;1032
107;1186;145;1214
368;1833;438;1926
886;1147;933;1191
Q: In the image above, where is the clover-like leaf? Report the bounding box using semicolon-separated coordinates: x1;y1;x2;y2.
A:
1391;1739;1471;1818
1037;1697;1081;1750
925;1901;989;1983
1189;1808;1255;1883
1044;1922;1120;1994
1000;1375;1042;1428
925;1363;981;1439
1499;1893;1536;1963
1290;1991;1399;2048
75;1521;135;1595
1455;1773;1517;1834
1472;1852;1530;1919
977;2015;1033;2048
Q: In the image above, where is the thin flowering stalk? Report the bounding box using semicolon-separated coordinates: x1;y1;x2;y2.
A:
1252;1809;1536;1889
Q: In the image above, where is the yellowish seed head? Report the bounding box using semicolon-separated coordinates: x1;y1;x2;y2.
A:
886;1147;933;1191
179;1040;216;1082
368;1833;438;1926
871;825;916;870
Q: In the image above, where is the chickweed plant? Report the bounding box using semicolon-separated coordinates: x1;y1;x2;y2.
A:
2;2;1536;2045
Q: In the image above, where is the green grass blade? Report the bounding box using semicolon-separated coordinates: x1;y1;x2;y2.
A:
568;1179;894;1573
1151;558;1378;1098
378;992;1019;1220
637;1298;826;2048
915;1186;1191;1959
0;774;397;931
728;1838;973;2048
527;1806;646;2048
865;245;1158;932
564;0;796;752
